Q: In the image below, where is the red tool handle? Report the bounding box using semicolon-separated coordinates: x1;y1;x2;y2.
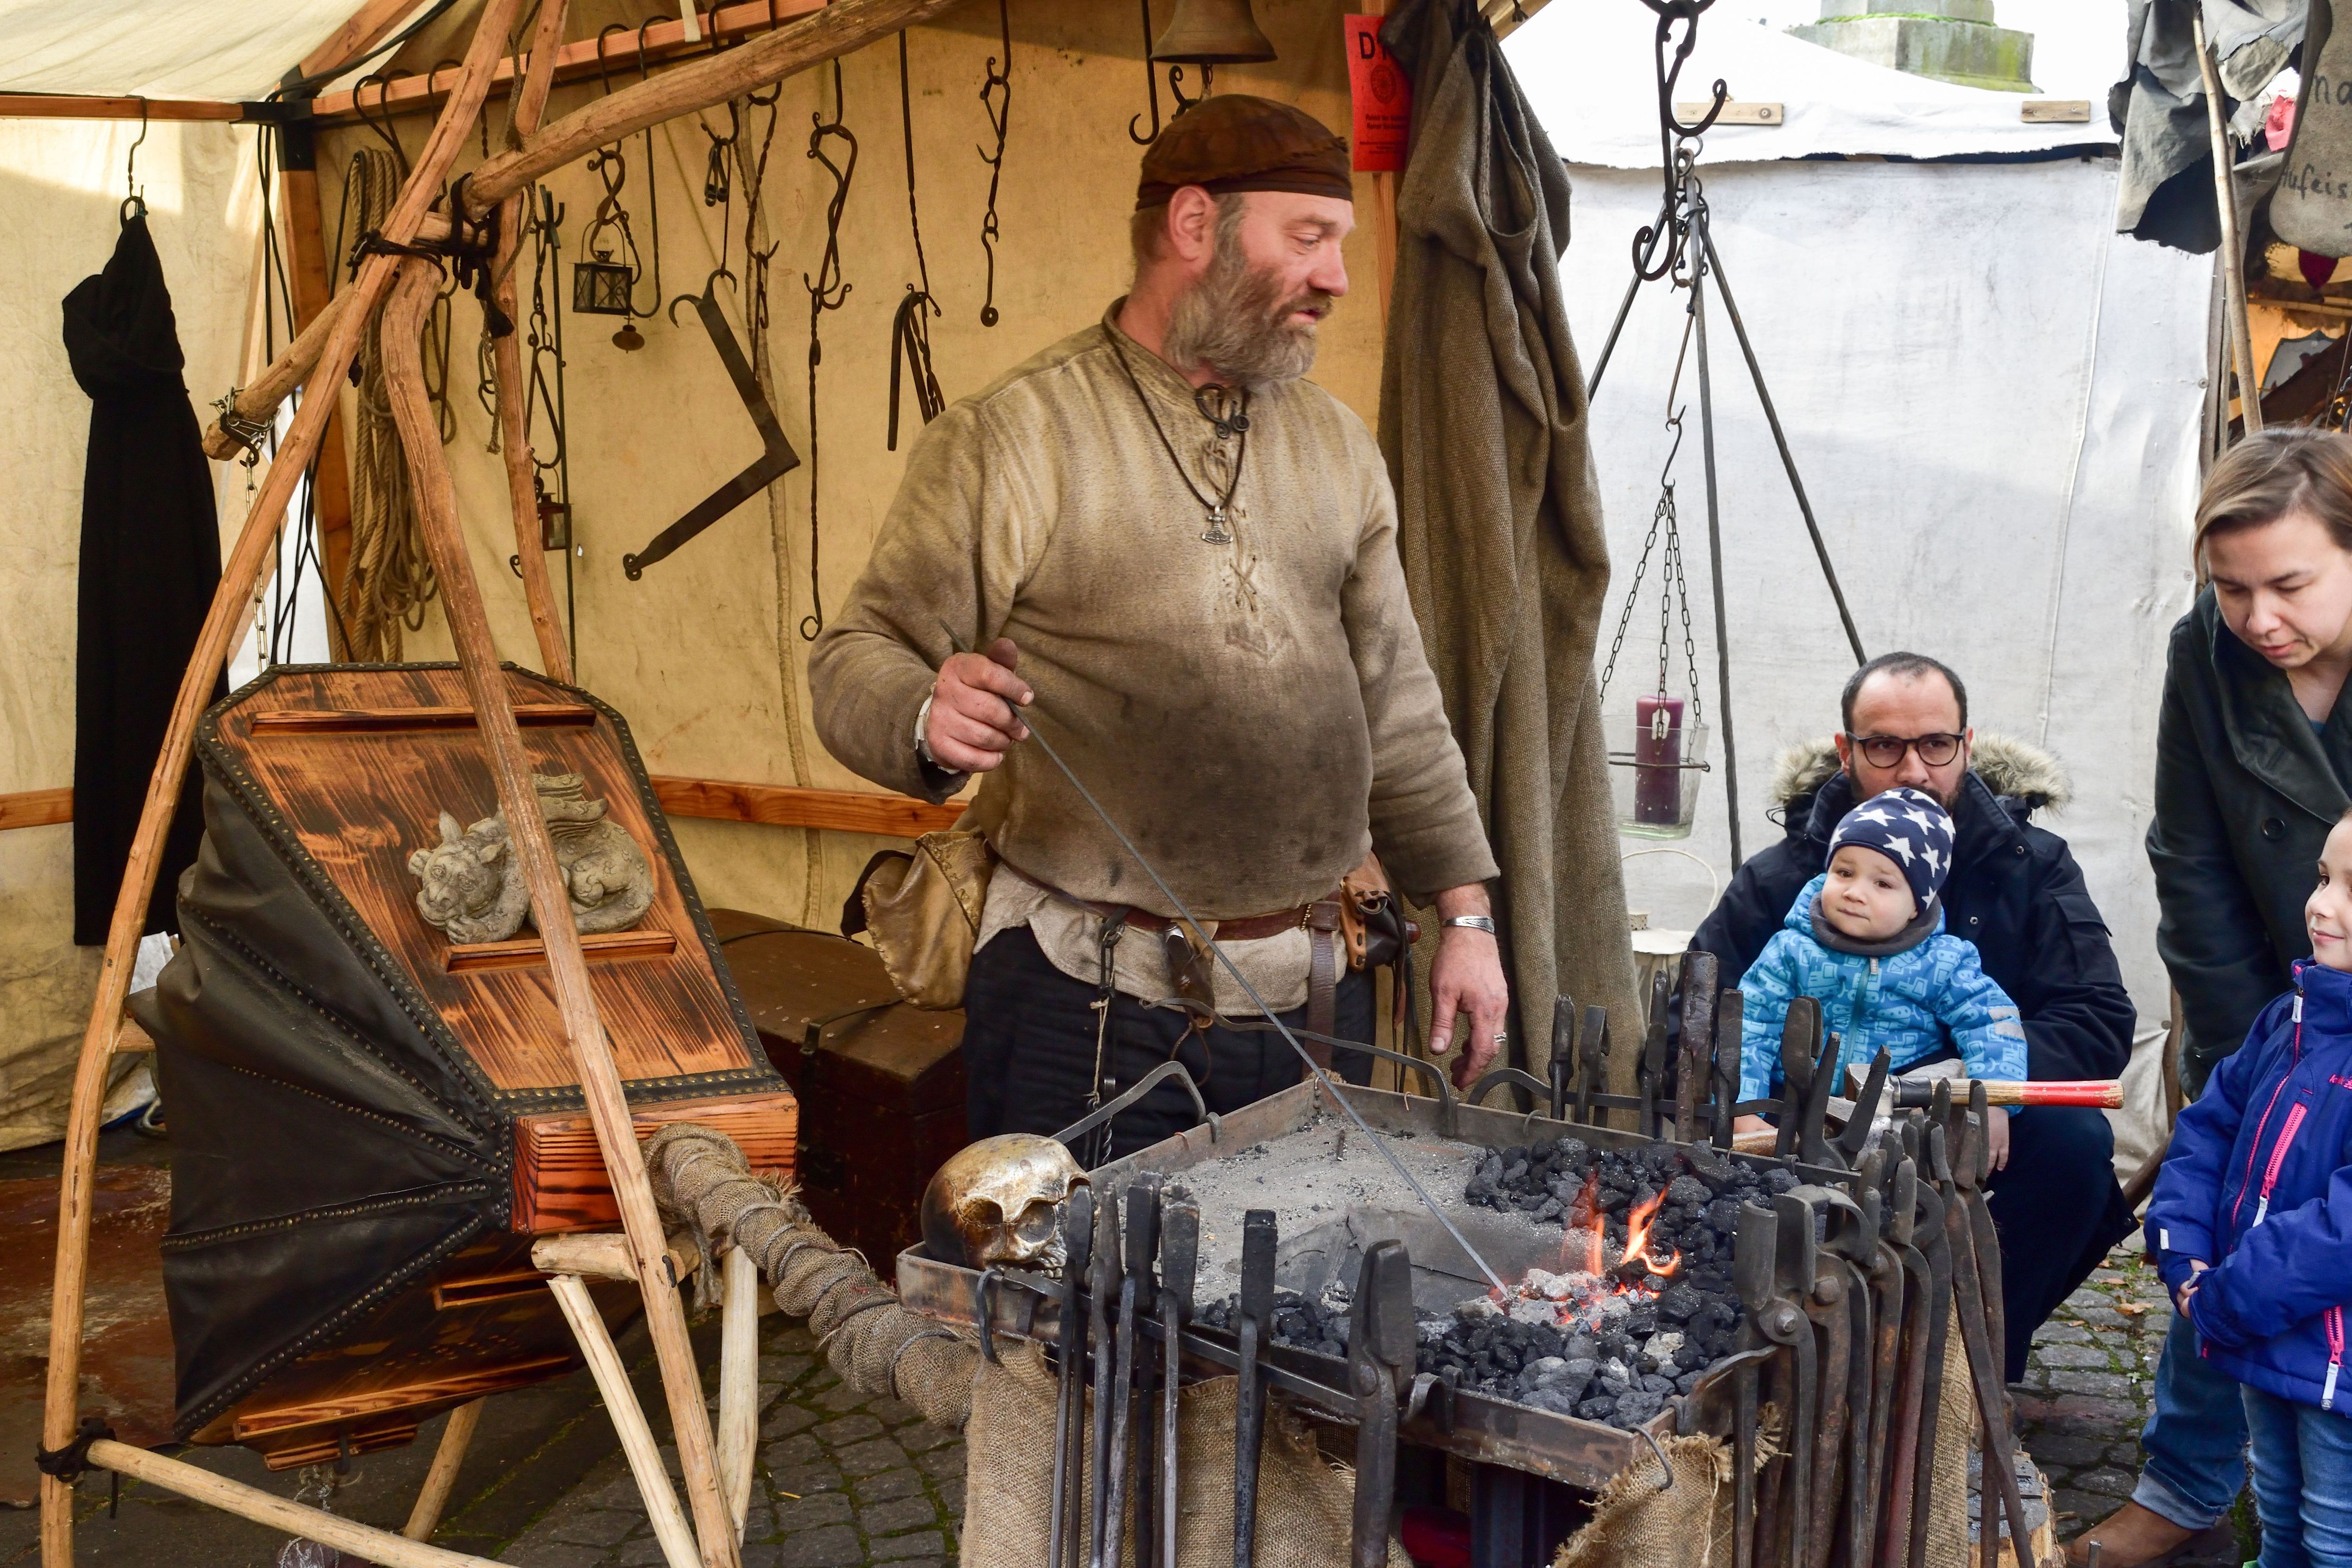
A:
1986;1079;2125;1109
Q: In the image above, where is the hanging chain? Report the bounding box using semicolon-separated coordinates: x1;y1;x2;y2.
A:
891;28;945;449
977;0;1012;326
801;61;857;641
740;83;786;369
1598;304;1706;725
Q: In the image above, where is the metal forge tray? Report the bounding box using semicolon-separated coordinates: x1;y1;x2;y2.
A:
898;1078;1848;1489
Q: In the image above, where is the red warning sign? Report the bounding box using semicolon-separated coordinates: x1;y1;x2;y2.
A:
1345;14;1411;173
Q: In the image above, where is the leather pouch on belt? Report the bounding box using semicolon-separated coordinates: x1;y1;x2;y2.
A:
1340;851;1419;971
1160;923;1220;1029
841;829;996;1010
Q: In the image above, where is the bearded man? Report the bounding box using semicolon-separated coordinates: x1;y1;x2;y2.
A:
810;96;1507;1161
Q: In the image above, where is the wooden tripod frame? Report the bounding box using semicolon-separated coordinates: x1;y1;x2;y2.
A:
39;1;960;1563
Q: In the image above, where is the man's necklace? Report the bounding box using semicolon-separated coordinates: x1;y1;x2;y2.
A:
1104;327;1250;546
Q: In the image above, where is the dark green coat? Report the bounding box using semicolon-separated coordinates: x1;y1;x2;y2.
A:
2150;589;2352;1088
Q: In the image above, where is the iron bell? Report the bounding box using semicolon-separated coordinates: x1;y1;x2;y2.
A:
1150;0;1276;64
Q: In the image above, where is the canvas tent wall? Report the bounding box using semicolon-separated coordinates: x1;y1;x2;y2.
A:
1504;0;2213;1171
0;112;271;1150
0;0;1402;1148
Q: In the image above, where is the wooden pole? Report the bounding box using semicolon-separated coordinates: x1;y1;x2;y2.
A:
492;0;578;682
2195;12;2264;434
307;0;826;121
201;291;351;459
464;0;967;214
401;1397;487;1541
38;5;530;1562
85;1441;502;1568
546;1276;702;1568
378;261;740;1568
717;1247;761;1533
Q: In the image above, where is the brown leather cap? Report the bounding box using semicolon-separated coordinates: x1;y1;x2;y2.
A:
1136;94;1352;209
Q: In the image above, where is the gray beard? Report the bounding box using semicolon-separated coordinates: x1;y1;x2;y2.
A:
1161;240;1328;390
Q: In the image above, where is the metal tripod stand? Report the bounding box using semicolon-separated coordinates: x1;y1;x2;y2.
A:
1586;0;1865;867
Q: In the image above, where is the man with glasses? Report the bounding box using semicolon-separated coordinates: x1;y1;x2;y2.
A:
1690;651;2136;1378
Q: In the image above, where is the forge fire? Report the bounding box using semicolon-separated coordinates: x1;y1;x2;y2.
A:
1196;1137;1800;1430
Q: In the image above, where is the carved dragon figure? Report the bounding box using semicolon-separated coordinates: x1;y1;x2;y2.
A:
406;773;655;944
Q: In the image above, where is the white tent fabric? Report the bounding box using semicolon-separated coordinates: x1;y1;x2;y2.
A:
1518;41;2210;1174
0;0;362;101
1507;0;2121;167
0;116;267;1149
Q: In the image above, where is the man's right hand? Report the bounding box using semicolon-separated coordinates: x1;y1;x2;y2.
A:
924;638;1031;773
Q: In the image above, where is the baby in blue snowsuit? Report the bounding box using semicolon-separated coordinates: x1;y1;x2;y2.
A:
1733;787;2028;1162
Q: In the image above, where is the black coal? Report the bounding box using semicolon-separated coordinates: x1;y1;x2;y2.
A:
1196;1136;1801;1431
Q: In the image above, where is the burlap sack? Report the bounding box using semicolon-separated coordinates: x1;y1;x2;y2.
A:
2274;0;2352;255
1925;1303;1976;1568
958;1341;1410;1568
1551;1428;1742;1568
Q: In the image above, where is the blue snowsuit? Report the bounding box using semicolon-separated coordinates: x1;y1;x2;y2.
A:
2149;959;2352;1411
1737;874;2030;1103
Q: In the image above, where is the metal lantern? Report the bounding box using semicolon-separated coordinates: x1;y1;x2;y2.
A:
1150;0;1275;63
572;252;634;317
1606;696;1711;840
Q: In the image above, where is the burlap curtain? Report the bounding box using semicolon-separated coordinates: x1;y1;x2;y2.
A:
1377;0;1642;1074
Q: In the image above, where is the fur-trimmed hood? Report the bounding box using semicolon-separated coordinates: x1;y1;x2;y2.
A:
1765;732;2072;815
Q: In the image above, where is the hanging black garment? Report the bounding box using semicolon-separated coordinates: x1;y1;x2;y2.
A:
64;212;222;946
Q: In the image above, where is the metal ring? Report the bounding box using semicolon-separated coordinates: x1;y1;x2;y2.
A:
974;1268;1004;1364
1635;1425;1676;1491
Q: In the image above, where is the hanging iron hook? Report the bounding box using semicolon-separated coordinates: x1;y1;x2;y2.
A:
121;97;149;223
1127;0;1164;143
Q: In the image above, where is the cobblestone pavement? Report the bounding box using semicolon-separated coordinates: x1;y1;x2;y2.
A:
2010;1239;2178;1550
495;1318;965;1568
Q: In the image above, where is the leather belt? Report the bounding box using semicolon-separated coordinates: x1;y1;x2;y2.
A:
1013;859;1350;1070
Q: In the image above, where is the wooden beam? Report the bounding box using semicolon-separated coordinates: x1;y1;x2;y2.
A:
309;0;825;122
301;0;434;82
84;1441;502;1568
278;158;358;659
465;0;967;213
651;776;962;837
0;788;71;832
381;255;740;1567
0;95;245;122
492;0;578;683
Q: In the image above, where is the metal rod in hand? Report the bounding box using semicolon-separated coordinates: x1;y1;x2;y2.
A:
1689;233;1744;869
1693;215;1865;664
945;632;1513;1298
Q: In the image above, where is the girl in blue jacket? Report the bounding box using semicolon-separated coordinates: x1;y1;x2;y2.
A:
2150;807;2352;1568
1734;787;2029;1167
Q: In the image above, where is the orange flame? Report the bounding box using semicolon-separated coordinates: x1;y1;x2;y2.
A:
1619;1188;1681;1279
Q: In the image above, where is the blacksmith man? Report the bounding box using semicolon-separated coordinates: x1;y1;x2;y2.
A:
811;96;1507;1159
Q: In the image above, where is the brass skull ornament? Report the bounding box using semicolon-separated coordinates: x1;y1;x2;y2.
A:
920;1134;1088;1274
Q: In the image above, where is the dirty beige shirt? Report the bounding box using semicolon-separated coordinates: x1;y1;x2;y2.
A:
810;303;1496;1002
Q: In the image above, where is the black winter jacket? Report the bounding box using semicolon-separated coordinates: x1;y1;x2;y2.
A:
2150;589;2352;1087
1691;737;2134;1083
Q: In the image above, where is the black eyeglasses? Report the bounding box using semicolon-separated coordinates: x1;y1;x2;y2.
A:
1849;732;1965;768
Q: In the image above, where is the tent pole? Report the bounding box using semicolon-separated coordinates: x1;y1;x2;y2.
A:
379;259;742;1568
493;0;578;683
37;5;530;1562
2194;11;2263;435
462;0;966;215
1694;214;1865;666
276;132;357;658
1690;222;1742;870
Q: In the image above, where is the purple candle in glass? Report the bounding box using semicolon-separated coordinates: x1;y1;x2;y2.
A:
1634;695;1684;825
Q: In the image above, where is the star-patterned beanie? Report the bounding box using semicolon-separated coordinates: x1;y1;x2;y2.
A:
1828;787;1954;915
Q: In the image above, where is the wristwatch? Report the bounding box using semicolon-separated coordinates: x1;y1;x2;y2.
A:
914;692;940;767
1442;915;1498;935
